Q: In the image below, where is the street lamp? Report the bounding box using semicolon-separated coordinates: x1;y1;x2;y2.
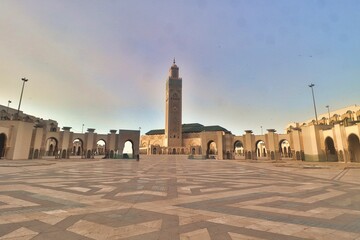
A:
6;100;11;114
17;77;29;119
326;105;331;124
308;83;318;125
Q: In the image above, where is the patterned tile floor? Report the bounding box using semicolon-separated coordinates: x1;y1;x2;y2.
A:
1;155;360;239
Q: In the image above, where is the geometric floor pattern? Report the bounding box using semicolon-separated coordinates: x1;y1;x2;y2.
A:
1;155;360;239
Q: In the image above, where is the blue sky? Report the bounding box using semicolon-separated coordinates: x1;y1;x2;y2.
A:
0;0;359;135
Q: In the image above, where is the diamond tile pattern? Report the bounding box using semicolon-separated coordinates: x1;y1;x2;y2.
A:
0;156;360;239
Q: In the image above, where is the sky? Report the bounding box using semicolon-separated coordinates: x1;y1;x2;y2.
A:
0;0;359;135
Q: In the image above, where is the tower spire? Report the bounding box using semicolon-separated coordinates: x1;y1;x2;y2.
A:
169;58;179;79
165;60;182;149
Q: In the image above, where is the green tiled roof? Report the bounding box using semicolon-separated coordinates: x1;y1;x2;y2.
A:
203;125;231;133
145;129;165;135
146;123;231;135
182;123;204;133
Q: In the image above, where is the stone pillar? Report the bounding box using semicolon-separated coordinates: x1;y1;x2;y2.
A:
108;130;117;157
266;129;278;160
85;128;95;159
244;130;254;160
60;127;72;159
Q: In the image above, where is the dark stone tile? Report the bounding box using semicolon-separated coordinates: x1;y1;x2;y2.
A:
32;230;91;240
0;223;22;237
22;220;62;233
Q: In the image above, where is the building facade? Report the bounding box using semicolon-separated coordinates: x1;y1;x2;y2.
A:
140;61;360;162
1;62;359;162
0;105;140;160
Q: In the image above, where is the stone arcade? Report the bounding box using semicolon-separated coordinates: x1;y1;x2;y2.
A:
140;61;360;162
0;110;139;160
0;61;359;162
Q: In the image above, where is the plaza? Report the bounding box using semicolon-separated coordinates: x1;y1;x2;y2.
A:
1;1;360;239
1;155;360;239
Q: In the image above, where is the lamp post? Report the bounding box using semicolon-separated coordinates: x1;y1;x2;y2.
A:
326;105;331;124
308;83;318;125
82;124;84;133
260;126;263;135
6;100;11;114
17;77;29;119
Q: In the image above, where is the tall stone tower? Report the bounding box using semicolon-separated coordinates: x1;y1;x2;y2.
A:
165;59;182;148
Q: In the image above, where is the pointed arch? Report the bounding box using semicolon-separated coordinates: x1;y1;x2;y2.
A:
325;137;338;161
279;139;291;158
206;141;217;159
234;140;244;157
45;137;58;156
0;133;7;158
122;140;134;158
256;140;267;158
72;138;83;156
348;134;360;162
96;139;106;156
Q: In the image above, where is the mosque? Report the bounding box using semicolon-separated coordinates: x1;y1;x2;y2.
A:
0;61;360;162
140;61;360;162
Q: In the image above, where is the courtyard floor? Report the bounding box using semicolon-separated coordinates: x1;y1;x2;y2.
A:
0;156;360;240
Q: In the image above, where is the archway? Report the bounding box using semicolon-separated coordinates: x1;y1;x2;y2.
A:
325;137;338;161
206;141;217;159
191;148;196;155
256;140;267;158
172;148;176;154
279;140;291;158
33;149;39;159
96;139;106;156
234;141;244;157
153;147;157;155
0;133;7;158
62;149;67;158
348;134;360;162
45;137;58;156
86;150;92;158
123;140;134;158
72;139;83;156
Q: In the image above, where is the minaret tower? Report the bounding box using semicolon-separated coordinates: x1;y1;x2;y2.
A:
165;59;182;148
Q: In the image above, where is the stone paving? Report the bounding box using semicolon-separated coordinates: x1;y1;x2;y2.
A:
1;155;360;239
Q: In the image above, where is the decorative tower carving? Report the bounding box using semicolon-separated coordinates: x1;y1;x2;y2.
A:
165;59;182;148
